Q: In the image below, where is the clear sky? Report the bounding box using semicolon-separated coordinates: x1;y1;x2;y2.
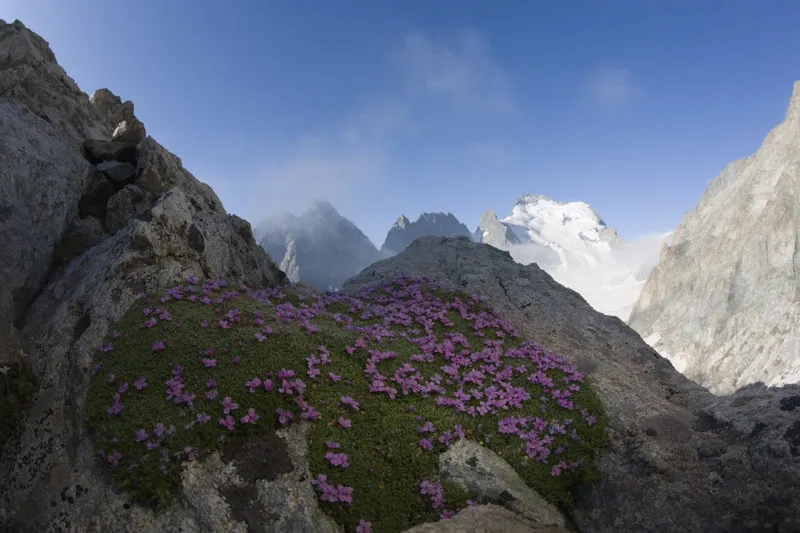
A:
6;0;800;246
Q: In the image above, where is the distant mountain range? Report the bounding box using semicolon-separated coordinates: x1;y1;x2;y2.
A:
255;193;640;301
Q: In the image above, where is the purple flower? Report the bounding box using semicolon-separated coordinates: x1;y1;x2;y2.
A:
118;382;129;394
245;377;262;393
338;417;352;429
112;330;121;338
276;408;293;425
202;358;217;368
418;438;433;450
356;519;373;533
134;429;148;442
326;440;340;449
339;396;360;411
153;422;166;437
325;451;350;468
219;415;236;431
134;377;148;390
221;396;239;414
240;407;259;424
152;340;165;352
418;421;436;434
329;372;341;382
196;412;211;423
206;389;218;400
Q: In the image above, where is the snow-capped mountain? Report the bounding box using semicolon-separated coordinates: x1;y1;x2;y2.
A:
500;194;624;269
257;200;380;291
380;212;474;257
477;194;669;321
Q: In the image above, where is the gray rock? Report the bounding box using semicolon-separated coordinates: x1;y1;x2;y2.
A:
402;504;569;533
475;210;521;249
0;97;94;329
343;236;800;533
439;440;565;527
96;160;136;185
0;187;286;533
104;184;155;234
628;80;800;394
111;118;146;144
0;19;109;143
83;138;139;165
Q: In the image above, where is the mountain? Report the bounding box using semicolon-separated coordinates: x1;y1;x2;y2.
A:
499;194;624;269
380;211;474;256
473;194;665;321
628;80;800;394
258;200;380;290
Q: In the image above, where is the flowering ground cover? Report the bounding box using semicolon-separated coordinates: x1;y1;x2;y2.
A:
85;275;608;532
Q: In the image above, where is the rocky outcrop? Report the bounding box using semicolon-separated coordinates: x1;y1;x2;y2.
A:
0;18;286;533
344;236;800;533
628;81;800;394
380;212;474;257
474;210;521;249
258;200;381;291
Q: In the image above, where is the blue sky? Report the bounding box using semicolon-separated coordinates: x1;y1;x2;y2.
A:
6;0;800;246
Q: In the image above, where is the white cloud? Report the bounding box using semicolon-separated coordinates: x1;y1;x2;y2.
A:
506;231;673;321
586;67;637;107
397;29;515;114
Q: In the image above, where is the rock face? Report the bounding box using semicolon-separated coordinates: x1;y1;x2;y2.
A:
344;236;800;533
380;212;474;257
258;200;381;291
474;210;522;249
0;18;287;533
628;81;800;394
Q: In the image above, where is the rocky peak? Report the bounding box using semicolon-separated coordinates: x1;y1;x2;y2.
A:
380;211;473;256
393;214;411;228
0;19;109;142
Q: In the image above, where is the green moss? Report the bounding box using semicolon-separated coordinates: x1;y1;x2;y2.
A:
85;277;609;532
0;361;38;459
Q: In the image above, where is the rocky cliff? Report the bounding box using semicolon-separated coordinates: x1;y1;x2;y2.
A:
628;81;800;394
0;19;286;532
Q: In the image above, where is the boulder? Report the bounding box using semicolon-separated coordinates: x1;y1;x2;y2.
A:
83;138;138;165
343;236;800;533
403;504;570;533
96;160;136;186
439;440;565;528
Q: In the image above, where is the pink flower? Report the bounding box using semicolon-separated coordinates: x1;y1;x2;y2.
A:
219;415;236;431
221;396;239;414
240;407;259;424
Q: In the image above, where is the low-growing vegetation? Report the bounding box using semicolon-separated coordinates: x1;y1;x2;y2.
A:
85;275;608;532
